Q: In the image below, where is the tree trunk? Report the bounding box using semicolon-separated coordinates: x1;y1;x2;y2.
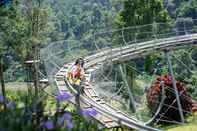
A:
0;57;6;109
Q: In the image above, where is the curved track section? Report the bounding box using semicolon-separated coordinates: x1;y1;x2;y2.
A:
55;33;197;131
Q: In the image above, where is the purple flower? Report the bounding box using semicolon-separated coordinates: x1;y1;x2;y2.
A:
56;92;73;102
7;101;16;110
62;113;72;120
44;121;54;130
57;117;64;126
66;121;74;129
58;113;72;126
90;109;98;116
0;95;4;103
83;108;98;117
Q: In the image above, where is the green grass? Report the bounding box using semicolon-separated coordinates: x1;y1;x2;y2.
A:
163;112;197;131
5;82;28;91
166;123;197;131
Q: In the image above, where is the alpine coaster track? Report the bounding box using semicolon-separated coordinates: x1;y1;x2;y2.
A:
54;32;197;131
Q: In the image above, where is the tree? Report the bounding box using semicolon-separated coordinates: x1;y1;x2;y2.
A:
114;0;170;44
117;0;169;27
0;0;13;7
0;0;20;106
175;0;197;19
164;0;197;19
0;0;54;106
12;0;54;102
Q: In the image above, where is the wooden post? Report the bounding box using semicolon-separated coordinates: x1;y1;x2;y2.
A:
165;50;184;123
25;60;40;98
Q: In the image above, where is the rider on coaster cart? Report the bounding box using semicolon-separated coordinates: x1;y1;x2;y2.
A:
68;57;85;85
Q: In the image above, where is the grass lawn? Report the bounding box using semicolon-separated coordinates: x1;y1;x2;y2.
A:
166;123;197;131
5;82;28;91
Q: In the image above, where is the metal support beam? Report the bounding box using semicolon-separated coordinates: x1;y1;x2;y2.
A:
119;64;136;112
145;81;166;125
165;50;184;123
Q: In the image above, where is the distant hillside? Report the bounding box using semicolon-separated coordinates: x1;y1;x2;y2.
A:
47;0;122;41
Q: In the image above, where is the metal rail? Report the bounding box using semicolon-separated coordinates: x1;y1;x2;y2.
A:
54;33;197;131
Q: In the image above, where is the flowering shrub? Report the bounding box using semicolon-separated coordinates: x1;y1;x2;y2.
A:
147;75;197;122
56;92;73;102
0;90;100;131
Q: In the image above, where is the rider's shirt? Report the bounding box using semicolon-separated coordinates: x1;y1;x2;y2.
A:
70;65;85;79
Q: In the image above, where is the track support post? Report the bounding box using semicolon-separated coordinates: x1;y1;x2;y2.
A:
119;64;136;112
165;50;184;123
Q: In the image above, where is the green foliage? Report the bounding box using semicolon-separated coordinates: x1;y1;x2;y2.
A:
170;48;197;100
2;0;121;82
170;0;197;19
46;0;119;41
0;0;20;56
144;53;163;73
117;0;170;27
0;0;56;83
112;0;171;47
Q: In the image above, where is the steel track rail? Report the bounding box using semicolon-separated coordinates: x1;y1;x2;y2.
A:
55;33;197;131
84;34;197;68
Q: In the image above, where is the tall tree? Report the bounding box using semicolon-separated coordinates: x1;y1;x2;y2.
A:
0;0;20;104
0;0;53;103
117;0;169;27
20;0;54;99
114;0;170;44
